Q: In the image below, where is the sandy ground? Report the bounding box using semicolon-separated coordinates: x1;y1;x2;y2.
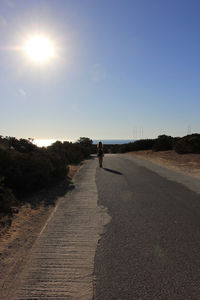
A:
127;150;200;179
0;164;80;298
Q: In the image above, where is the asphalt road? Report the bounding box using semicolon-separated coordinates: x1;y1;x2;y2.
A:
94;154;200;300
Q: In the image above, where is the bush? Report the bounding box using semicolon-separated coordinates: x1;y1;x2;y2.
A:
48;141;86;164
152;135;174;151
76;137;93;148
6;136;37;152
0;177;15;215
76;137;93;158
119;139;155;153
0;136;92;195
0;136;93;218
174;134;200;154
1;151;54;193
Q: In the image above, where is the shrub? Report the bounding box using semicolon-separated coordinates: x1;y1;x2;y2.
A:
0;177;15;215
2;151;54;193
76;137;93;148
76;137;93;157
174;134;200;154
5;136;37;152
152;135;174;151
0;135;93;219
48;141;85;164
119;139;155;153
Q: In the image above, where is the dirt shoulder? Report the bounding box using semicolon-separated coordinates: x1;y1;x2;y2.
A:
127;150;200;179
0;164;81;298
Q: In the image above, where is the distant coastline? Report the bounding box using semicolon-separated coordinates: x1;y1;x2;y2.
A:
33;139;135;147
93;139;134;145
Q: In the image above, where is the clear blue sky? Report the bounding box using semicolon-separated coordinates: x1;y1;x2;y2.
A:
0;0;200;141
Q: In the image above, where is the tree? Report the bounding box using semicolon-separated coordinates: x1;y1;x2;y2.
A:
76;137;93;147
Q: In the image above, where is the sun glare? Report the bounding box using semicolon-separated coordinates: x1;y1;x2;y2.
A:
25;36;54;63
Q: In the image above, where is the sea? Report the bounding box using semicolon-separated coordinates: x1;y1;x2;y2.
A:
93;139;134;145
34;139;134;147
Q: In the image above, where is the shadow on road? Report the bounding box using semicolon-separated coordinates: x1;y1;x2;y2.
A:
103;168;123;175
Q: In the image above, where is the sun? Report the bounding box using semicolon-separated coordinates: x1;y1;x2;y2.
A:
24;36;54;63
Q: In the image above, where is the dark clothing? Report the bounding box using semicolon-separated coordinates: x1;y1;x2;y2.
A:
97;148;103;157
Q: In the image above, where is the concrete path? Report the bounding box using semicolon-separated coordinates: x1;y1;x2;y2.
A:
14;159;110;300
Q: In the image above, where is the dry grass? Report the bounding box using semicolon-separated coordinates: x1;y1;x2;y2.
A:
127;150;200;179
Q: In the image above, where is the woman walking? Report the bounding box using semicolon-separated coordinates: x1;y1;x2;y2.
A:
97;141;104;168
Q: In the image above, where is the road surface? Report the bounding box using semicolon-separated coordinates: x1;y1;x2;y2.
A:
11;154;200;299
94;154;200;299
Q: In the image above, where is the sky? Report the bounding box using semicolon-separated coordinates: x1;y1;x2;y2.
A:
0;0;200;142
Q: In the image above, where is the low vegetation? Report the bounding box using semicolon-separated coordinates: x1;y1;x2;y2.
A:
174;134;200;154
118;134;200;154
0;136;93;223
119;139;154;153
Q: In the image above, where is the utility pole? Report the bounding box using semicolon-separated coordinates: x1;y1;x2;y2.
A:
187;125;191;135
133;126;144;140
133;126;138;140
141;126;143;139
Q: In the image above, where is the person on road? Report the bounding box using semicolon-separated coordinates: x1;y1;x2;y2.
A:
97;141;104;168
